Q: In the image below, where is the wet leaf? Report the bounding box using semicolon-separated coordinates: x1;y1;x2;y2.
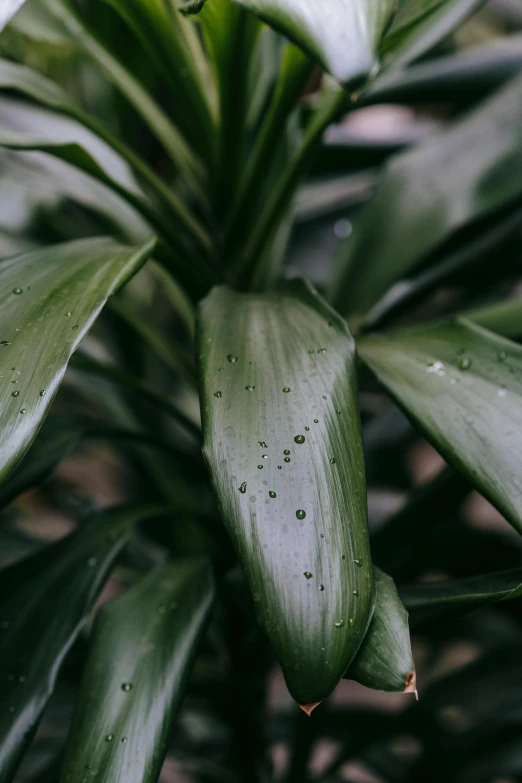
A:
61;559;214;783
198;282;373;705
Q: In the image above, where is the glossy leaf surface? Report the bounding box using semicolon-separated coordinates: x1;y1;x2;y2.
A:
0;505;166;783
230;0;397;87
198;282;373;705
401;567;522;627
0;237;154;483
345;568;415;694
359;319;522;535
61;559;214;783
0;0;24;31
333;74;522;320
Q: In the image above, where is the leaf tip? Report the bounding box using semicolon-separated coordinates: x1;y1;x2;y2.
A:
404;671;418;699
299;701;322;717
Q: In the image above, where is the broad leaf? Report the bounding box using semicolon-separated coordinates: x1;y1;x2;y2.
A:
0;0;24;31
0;237;154;483
230;0;397;87
0;504;167;783
358;318;522;535
382;0;485;68
332;74;522;321
400;568;522;627
366;34;522;106
61;559;214;783
345;568;415;694
198;282;373;706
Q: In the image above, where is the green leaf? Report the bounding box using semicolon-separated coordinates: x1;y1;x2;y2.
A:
0;0;25;31
44;0;206;195
198;282;373;706
0;237;154;484
382;0;485;68
0;59;210;247
230;0;397;87
60;559;214;783
400;567;522;627
103;0;216;161
0;417;81;511
332;74;522;321
358;318;522;535
345;568;416;694
365;34;522;106
465;296;522;340
0;504;167;783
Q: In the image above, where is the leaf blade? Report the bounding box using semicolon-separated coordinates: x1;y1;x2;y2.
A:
60;559;214;783
0;237;154;483
0;504;167;783
358;318;522;535
198;282;373;705
345;568;415;694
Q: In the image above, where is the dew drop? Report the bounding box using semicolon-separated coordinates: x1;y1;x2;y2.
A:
20;409;26;415
0;341;10;346
11;391;19;397
330;458;336;465
282;387;291;393
318;584;324;591
121;683;132;692
259;441;267;448
12;288;22;295
294;435;305;444
245;385;255;391
314;419;319;424
459;357;472;371
303;572;313;579
39;390;46;397
318;348;327;354
65;312;72;317
277;465;282;469
320;533;324;538
214;391;222;398
498;351;507;362
239;482;247;494
426;361;445;377
334;621;344;628
296;509;306;520
349;618;355;626
353;589;359;597
341;554;346;560
257;465;263;469
354;559;363;567
121;737;127;744
283;449;290;455
105;734;114;743
284;457;290;463
269;491;276;498
227;354;238;363
304;426;310;431
322;395;327;400
262;454;268;459
336;409;342;415
72;325;79;331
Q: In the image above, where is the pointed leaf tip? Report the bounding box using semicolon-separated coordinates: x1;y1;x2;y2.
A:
299;702;322;716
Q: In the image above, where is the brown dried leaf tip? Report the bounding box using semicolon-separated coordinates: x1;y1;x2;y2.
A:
404;671;418;700
299;702;322;717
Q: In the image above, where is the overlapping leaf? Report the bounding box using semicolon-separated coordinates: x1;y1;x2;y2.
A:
401;568;522;627
0;0;25;31
0;237;154;483
198;282;374;706
61;559;214;783
359;318;522;535
0;505;167;783
332;74;522;321
345;568;415;694
230;0;397;87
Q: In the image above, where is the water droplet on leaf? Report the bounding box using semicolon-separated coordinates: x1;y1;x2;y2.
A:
282;387;291;393
239;482;247;493
11;391;19;397
121;683;132;692
214;391;222;398
227;354;238;363
334;621;344;628
269;491;276;498
294;435;305;444
12;288;22;295
304;572;313;579
459;357;472;371
296;509;306;519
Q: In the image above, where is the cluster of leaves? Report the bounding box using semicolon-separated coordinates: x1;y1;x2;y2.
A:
0;0;522;781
